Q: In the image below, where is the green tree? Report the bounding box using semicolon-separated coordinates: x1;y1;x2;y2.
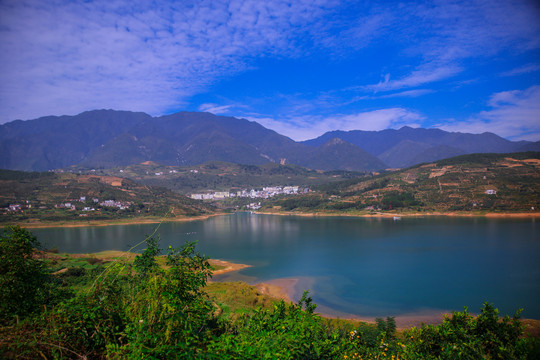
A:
0;226;50;322
111;241;216;358
376;316;396;340
133;236;161;278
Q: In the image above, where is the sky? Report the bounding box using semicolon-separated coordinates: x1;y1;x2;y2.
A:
1;0;539;141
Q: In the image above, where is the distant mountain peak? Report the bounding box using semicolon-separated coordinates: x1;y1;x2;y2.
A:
302;125;532;168
0;109;535;172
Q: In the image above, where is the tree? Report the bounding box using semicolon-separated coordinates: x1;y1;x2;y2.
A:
133;236;161;278
0;226;48;322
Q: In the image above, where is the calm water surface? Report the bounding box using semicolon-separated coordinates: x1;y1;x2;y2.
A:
33;214;540;319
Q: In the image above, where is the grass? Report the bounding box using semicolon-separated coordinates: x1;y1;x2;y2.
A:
205;281;278;319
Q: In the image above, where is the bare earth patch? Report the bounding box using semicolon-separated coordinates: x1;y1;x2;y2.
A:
256;278;298;303
210;259;252;276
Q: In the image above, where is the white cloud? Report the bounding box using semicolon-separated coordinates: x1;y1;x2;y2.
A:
501;63;540;77
198;103;233;114
378;89;435;98
1;0;538;141
248;108;424;141
438;86;540;141
406;0;540;60
363;65;462;93
0;0;337;121
361;0;540;94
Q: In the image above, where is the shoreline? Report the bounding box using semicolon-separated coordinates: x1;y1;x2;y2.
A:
256;210;540;219
4;210;539;229
253;277;540;332
12;212;539;332
209;259;252;276
3;212;227;229
253;276;449;328
44;250;249;278
40;248;540;333
255;278;298;303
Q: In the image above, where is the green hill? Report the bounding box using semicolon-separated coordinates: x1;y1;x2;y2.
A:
0;169;215;224
76;161;369;194
263;152;540;214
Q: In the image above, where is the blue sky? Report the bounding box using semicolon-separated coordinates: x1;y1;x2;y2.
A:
1;0;539;141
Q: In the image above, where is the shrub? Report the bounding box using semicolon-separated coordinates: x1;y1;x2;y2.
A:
208;292;344;359
0;226;55;322
402;303;525;359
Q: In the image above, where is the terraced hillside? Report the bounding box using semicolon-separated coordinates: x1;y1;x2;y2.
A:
264;152;540;214
0;170;214;224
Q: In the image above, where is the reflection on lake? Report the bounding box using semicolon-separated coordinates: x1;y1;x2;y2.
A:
33;213;540;319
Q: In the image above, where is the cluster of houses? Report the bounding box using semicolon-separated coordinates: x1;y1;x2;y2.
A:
190;186;306;201
96;199;132;210
246;202;262;210
3;200;38;213
55;196;132;211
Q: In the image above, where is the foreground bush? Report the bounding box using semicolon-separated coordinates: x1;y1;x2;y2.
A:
0;226;66;323
209;291;344;359
400;303;527;359
1;227;538;359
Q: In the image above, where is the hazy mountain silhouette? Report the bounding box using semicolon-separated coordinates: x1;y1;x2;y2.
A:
0;110;535;171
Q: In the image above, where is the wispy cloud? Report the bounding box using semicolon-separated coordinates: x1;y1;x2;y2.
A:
438;86;540;141
0;0;538;143
0;0;337;121
361;0;540;94
247;108;424;141
198;103;234;114
362;65;462;93
378;89;435;98
501;63;540;77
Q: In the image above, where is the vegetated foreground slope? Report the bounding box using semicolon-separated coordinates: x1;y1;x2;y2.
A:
0;169;214;224
1;226;537;359
79;161;370;194
264;152;540;214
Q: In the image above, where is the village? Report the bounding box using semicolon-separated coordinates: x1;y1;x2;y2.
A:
3;195;132;215
190;186;308;201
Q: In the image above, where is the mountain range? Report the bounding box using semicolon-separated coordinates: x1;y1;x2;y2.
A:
1;109;538;172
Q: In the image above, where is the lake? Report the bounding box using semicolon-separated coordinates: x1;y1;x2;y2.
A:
33;213;540;320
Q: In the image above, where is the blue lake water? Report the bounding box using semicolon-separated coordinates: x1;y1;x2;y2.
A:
32;213;540;320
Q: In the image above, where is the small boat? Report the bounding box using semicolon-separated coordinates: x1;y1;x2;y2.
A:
393;216;401;221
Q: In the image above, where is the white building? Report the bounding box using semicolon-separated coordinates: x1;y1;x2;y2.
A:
214;191;230;199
